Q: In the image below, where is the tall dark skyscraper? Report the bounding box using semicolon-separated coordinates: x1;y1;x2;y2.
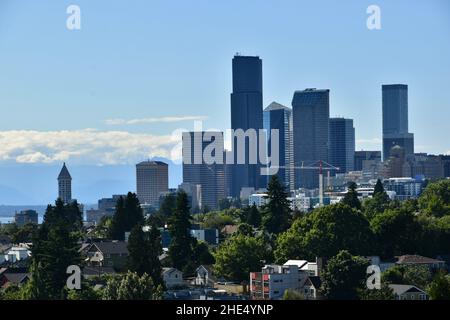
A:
292;89;330;189
329;118;355;174
58;162;72;204
382;84;414;160
230;55;263;197
182;131;226;210
263;102;293;190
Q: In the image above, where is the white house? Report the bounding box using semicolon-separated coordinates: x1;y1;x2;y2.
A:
162;267;184;288
5;247;30;263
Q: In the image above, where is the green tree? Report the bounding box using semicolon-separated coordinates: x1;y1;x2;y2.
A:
373;179;385;196
283;289;304;300
418;180;450;217
159;193;176;216
342;182;361;210
24;199;82;299
359;283;394;300
262;175;291;234
193;241;215;266
320;250;368;300
236;223;254;236
245;204;262;228
214;234;267;282
218;198;232;210
382;265;432;289
11;223;38;244
371;208;422;258
109;193;144;240
102;272;161;300
168;191;195;274
67;280;101;300
275;203;373;262
127;222;163;286
428;272;450;300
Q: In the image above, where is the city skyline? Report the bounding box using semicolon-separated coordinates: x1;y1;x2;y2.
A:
0;0;449;170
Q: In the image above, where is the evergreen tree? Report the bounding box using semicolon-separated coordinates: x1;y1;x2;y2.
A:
373;179;385;196
109;193;144;240
158;193;176;216
262;175;291;234
168;191;195;274
127;222;163;287
342;181;361;210
246;204;262;228
24;199;82;299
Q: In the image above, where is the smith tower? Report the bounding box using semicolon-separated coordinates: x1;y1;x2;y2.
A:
58;162;72;204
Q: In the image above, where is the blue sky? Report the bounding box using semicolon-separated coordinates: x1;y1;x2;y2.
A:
0;0;449;166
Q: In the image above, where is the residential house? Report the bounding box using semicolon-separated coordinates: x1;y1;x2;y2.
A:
85;241;129;271
162;267;184;288
4;246;31;263
389;284;429;300
195;265;215;287
0;267;29;288
396;255;445;271
302;276;322;300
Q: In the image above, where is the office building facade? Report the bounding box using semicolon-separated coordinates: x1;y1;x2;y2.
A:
329;118;355;174
292;89;330;189
136;161;168;207
263;102;294;190
382;84;414;160
182;131;226;210
230;55;264;197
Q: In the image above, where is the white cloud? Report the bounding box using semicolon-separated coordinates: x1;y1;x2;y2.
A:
0;129;180;165
104;115;208;125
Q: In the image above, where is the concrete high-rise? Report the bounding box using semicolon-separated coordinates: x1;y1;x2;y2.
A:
230;55;263;197
136;160;168;207
292;89;330;189
263;102;294;190
58;162;72;204
329;118;355;174
382;84;414;160
182;131;226;210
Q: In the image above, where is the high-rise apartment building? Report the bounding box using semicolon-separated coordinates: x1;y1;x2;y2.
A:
136;161;168;207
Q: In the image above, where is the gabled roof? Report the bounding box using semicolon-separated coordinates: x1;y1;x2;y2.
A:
0;268;29;287
58;162;72;180
89;241;129;255
396;255;445;265
162;267;182;276
305;276;321;289
389;284;427;296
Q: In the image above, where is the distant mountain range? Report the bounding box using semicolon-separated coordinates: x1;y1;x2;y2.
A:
0;157;182;206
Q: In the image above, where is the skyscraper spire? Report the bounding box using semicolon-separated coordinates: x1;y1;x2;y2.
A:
58;162;72;203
